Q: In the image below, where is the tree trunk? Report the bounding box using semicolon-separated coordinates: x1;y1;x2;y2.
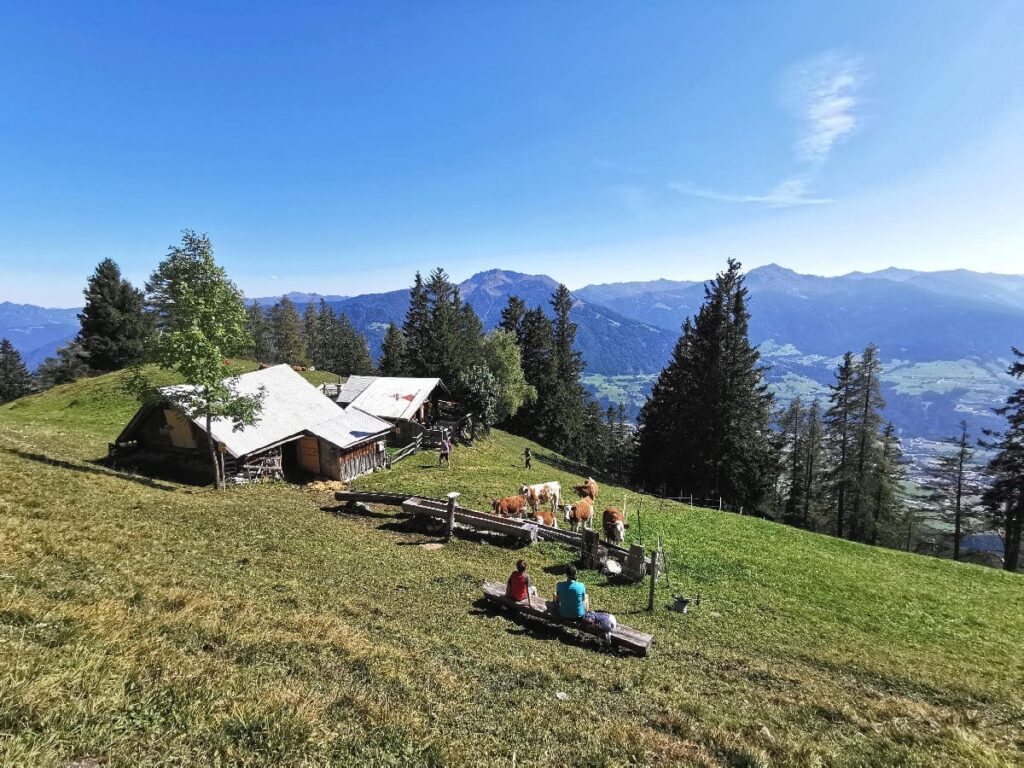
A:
206;408;224;491
1004;503;1022;572
953;464;963;561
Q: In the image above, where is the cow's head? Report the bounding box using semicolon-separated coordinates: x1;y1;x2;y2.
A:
613;520;626;542
519;484;529;496
563;504;575;522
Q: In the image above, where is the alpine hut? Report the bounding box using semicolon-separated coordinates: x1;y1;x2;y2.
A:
333;375;454;444
113;365;394;482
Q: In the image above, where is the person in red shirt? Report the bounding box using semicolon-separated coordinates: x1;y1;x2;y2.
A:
505;559;536;603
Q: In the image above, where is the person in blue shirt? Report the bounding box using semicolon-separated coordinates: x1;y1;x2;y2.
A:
553;565;589;620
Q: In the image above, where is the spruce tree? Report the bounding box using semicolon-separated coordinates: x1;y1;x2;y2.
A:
36;341;90;389
333;313;374;375
0;339;34;403
800;399;826;530
511;307;555;437
849;344;886;542
302;303;321;369
869;422;905;545
635;259;774;510
75;258;149;373
926;421;981;560
379;323;407;376
269;297;308;366
780;398;806;525
314;300;338;372
981;347;1024;571
824;352;857;537
245;303;273;364
499;295;527;345
402;272;431;377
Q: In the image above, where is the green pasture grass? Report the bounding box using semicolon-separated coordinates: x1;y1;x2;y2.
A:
0;369;1022;766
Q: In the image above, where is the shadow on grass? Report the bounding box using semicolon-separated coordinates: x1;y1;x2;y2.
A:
6;448;178;492
321;503;392;520
470;597;622;656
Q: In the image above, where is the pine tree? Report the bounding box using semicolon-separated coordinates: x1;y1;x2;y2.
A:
981;347;1024;572
800;399;826;530
36;341;90;389
269;297;308;366
510;307;555;437
824;352;857;537
499;295;527;345
75;258;149;373
245;303;273;364
302;303;321;369
311;300;338;372
402;272;431;377
0;339;34;403
849;344;886;542
925;421;981;560
538;285;589;456
780;398;806;525
635;259;774;510
869;422;905;545
333;313;374;375
379;323;407;376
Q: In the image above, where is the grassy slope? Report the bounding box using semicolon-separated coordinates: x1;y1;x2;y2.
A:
1;371;1022;766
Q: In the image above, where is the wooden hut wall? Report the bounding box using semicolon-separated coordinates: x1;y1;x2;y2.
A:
128;407;204;455
337;440;386;482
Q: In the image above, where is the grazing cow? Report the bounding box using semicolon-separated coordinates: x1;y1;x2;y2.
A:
491;494;528;518
519;481;561;514
602;507;629;543
564;496;595;532
530;508;557;528
573;477;600;500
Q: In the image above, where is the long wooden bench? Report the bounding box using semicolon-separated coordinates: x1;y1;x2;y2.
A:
481;581;654;656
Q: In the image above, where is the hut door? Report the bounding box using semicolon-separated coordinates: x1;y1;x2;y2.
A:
298;437;320;473
164;409;196;448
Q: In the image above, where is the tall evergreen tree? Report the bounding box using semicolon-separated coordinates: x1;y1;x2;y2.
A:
824;352;857;537
245;303;273;363
302;303;321;368
925;421;981;560
869;422;905;545
313;300;338;372
800;399;826;530
536;285;590;456
379;323;407;376
0;339;34;403
268;297;308;366
36;341;90;389
510;307;555;437
849;344;886;542
780;397;806;524
332;313;374;375
499;295;527;345
981;347;1024;571
402;272;431;377
75;258;149;373
635;259;774;510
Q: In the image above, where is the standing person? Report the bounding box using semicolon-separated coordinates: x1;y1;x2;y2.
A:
504;559;536;603
553;565;589;620
524;447;532;470
439;436;451;467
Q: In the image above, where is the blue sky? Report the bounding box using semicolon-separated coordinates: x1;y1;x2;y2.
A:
1;1;1022;305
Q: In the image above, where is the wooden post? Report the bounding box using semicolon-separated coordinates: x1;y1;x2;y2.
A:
581;529;601;570
445;491;459;541
689;494;693;508
647;547;659;612
718;497;722;511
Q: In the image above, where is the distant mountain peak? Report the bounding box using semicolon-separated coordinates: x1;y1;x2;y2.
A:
459;268;560;297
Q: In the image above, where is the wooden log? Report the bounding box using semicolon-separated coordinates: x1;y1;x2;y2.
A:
481;582;653;656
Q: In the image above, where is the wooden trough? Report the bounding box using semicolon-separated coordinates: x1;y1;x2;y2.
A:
333;491;650;576
481;581;654;656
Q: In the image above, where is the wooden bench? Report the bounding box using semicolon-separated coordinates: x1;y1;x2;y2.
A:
481;581;654;656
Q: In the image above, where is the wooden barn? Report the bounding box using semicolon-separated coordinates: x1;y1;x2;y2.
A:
333;375;453;445
113;365;394;483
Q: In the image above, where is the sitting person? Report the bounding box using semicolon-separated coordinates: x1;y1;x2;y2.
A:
553;564;589;620
504;559;536;603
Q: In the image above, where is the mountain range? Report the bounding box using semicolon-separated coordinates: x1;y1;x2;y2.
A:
4;265;1020;445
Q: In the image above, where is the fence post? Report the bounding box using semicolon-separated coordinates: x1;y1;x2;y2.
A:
446;491;460;541
689;494;693;508
718;497;722;511
647;548;659;612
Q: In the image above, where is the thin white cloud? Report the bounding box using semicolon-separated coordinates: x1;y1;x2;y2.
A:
269;275;279;280
786;51;863;163
669;177;834;208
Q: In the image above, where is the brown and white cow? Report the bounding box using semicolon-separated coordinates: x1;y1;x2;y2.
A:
520;481;561;514
563;496;594;532
491;494;528;518
530;508;558;528
573;477;600;500
602;507;629;543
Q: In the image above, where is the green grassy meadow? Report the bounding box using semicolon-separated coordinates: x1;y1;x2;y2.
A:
1;368;1022;766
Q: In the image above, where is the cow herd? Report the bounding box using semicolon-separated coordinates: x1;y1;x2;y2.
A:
490;477;630;543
